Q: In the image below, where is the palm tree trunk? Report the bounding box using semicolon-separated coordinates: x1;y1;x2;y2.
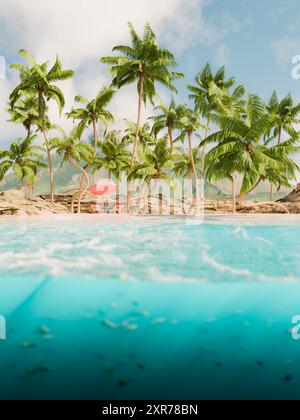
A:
269;128;282;201
92;116;98;151
188;131;200;215
127;74;145;213
246;177;262;195
68;157;89;214
27;123;31;139
199;111;211;199
232;174;237;214
38;91;54;205
43;130;54;204
269;183;274;202
148;180;152;215
168;124;174;149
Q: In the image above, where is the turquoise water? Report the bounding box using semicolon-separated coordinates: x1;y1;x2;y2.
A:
0;217;300;400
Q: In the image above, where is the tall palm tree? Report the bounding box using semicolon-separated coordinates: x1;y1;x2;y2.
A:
101;22;183;191
188;64;245;178
0;135;46;196
203;94;299;204
10;50;74;203
266;91;300;200
67;86;116;150
178;106;205;214
149;98;185;148
51;127;94;213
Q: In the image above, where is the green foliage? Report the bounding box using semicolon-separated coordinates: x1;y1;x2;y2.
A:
92;130;132;179
0;135;46;183
101;22;183;105
0;32;299;205
66;86;116;141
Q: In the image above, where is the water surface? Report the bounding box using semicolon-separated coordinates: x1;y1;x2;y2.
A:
0;217;299;400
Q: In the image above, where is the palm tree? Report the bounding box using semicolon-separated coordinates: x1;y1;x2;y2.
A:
178;106;205;214
266;92;300;200
51;127;94;213
206;149;243;213
267;92;300;143
92;130;132;214
203;94;299;204
67;86;116;150
128;138;174;214
10;50;74;203
123;120;156;147
187;64;245;178
93;130;132;178
0;135;46;196
7;94;41;138
174;147;201;197
101;22;183;210
149;98;185;148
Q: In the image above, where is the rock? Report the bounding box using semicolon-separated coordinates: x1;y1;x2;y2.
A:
0;190;69;216
280;183;300;203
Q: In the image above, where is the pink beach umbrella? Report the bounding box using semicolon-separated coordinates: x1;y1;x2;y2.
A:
90;180;117;196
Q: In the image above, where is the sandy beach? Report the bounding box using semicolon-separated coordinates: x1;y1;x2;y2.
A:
1;212;300;224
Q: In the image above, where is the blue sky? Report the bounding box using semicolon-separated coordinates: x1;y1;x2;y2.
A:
1;0;300;148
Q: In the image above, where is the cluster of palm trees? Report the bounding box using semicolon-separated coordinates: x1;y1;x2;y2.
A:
1;22;300;214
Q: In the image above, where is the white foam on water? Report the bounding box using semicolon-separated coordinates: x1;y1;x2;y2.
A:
234;226;251;240
148;267;206;284
253;237;273;246
202;253;252;277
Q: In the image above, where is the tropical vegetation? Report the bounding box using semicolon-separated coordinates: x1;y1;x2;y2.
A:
0;22;299;214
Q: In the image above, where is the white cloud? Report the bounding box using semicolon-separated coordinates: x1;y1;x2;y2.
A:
271;36;300;64
214;42;230;66
0;0;241;146
161;4;241;52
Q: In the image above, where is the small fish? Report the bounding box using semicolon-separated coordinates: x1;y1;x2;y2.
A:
125;324;138;331
118;380;128;387
35;326;51;335
137;363;145;370
43;334;55;341
103;366;115;374
20;341;37;349
102;320;120;329
152;317;167;325
136;309;150;317
21;364;51;379
284;375;293;382
214;362;223;368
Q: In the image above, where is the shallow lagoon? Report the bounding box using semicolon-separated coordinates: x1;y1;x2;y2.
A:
0;217;300;400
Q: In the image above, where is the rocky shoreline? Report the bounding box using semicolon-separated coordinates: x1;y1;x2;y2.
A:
0;190;69;216
1;189;300;216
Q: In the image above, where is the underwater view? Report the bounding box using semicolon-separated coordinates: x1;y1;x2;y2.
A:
0;217;300;400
